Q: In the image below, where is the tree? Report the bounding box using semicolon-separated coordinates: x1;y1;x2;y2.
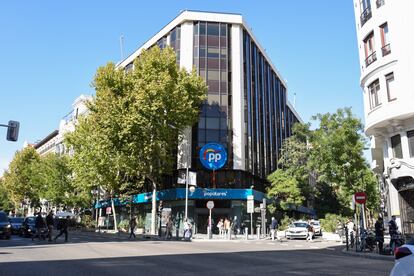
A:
31;154;79;209
66;46;207;234
2;146;40;213
0;178;13;212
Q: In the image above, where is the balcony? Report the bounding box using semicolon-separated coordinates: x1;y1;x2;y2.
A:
365;51;377;67
382;44;391;56
376;0;385;8
360;7;372;27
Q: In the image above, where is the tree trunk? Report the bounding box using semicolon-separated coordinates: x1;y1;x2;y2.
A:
150;182;157;235
111;195;118;232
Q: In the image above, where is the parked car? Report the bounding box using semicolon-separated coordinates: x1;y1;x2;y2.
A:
286;221;310;239
20;216;36;238
390;238;414;276
9;217;24;235
0;211;12;239
310;220;322;236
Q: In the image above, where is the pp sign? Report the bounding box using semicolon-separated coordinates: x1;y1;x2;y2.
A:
199;143;227;170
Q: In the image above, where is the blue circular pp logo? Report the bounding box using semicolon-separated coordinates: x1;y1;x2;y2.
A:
199;143;227;170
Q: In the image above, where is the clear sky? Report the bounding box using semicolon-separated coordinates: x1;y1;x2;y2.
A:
0;1;363;174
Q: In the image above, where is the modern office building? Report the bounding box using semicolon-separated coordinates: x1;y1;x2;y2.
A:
97;10;306;233
353;0;414;236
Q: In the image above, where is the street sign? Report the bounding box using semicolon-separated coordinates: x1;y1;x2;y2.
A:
254;207;261;213
206;200;215;209
247;195;254;214
105;207;112;215
354;192;367;204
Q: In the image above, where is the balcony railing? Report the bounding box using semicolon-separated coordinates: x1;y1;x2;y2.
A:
382;44;391;56
360;7;372;26
376;0;385;8
365;51;377;67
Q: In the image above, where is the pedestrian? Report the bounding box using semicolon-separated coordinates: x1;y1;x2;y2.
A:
388;215;398;250
183;218;192;241
129;216;137;239
46;211;54;242
165;217;173;240
375;217;384;253
270;217;278;241
306;221;314;242
231;216;239;237
224;218;231;240
33;212;46;241
346;219;355;246
217;218;224;238
54;216;69;242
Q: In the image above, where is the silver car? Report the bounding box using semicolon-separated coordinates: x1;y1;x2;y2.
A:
286;221;309;239
390;239;414;276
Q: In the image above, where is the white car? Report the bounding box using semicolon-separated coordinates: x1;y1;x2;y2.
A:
310;220;322;236
390;239;414;276
286;221;310;239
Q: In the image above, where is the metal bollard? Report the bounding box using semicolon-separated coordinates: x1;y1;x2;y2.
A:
245;227;248;240
256;226;261;239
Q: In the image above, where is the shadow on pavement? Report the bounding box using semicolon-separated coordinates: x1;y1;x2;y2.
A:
0;245;393;276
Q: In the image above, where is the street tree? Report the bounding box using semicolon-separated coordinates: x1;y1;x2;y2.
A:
66;46;207;234
2;146;40;214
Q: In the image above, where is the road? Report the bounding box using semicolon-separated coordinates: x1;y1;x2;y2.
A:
0;232;393;276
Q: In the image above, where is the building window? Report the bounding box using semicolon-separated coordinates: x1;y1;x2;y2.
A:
360;0;372;26
391;134;403;159
364;32;376;67
380;23;391;56
386;73;396;101
408;131;414;158
368;79;381;109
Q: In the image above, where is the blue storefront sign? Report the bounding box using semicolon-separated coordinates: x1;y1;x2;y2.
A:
199;143;227;170
95;188;266;208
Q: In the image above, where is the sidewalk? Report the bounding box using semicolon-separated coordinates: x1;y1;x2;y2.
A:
341;247;394;262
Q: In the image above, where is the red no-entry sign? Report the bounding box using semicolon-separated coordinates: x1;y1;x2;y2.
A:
354;192;367;204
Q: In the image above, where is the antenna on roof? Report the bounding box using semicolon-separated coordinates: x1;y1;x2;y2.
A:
120;35;125;61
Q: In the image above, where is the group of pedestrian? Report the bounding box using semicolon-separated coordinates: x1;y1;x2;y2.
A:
216;217;236;239
32;211;70;243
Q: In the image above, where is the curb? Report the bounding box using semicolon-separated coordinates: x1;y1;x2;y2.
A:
341;248;394;262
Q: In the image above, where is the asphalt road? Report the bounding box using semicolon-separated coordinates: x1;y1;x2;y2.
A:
0;232;393;276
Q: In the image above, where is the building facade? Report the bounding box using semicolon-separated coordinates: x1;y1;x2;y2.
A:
353;0;414;236
99;11;306;233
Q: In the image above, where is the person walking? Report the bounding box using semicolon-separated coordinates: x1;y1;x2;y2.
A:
183;219;192;241
270;217;278;241
388;215;398;251
224;218;231;240
374;217;384;253
165;217;173;240
217;218;224;239
46;211;54;242
306;221;314;242
129;216;137;239
54;216;69;243
32;212;46;241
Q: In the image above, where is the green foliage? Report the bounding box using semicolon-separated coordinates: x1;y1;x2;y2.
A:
279;215;293;231
267;170;305;210
118;219;130;232
0;179;13;212
320;213;347;233
2;147;41;208
66;46;207;199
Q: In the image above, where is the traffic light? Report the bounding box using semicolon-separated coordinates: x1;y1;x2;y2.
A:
6;121;19;142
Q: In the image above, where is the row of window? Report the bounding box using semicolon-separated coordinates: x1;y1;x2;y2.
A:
368;72;395;110
363;22;390;67
391;131;414;159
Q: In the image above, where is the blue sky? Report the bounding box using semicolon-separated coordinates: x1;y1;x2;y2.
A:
0;1;363;174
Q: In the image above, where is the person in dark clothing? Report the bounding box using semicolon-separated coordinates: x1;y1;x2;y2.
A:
54;216;69;242
388;215;399;251
270;217;278;241
129;216;137;239
33;212;46;240
375;217;384;253
46;211;54;242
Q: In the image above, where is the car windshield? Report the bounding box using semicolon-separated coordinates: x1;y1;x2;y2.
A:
26;217;36;224
0;213;8;222
292;223;308;228
10;217;24;223
311;221;320;226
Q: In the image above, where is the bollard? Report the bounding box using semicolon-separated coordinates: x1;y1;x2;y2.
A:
256;226;261;239
245;227;249;240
